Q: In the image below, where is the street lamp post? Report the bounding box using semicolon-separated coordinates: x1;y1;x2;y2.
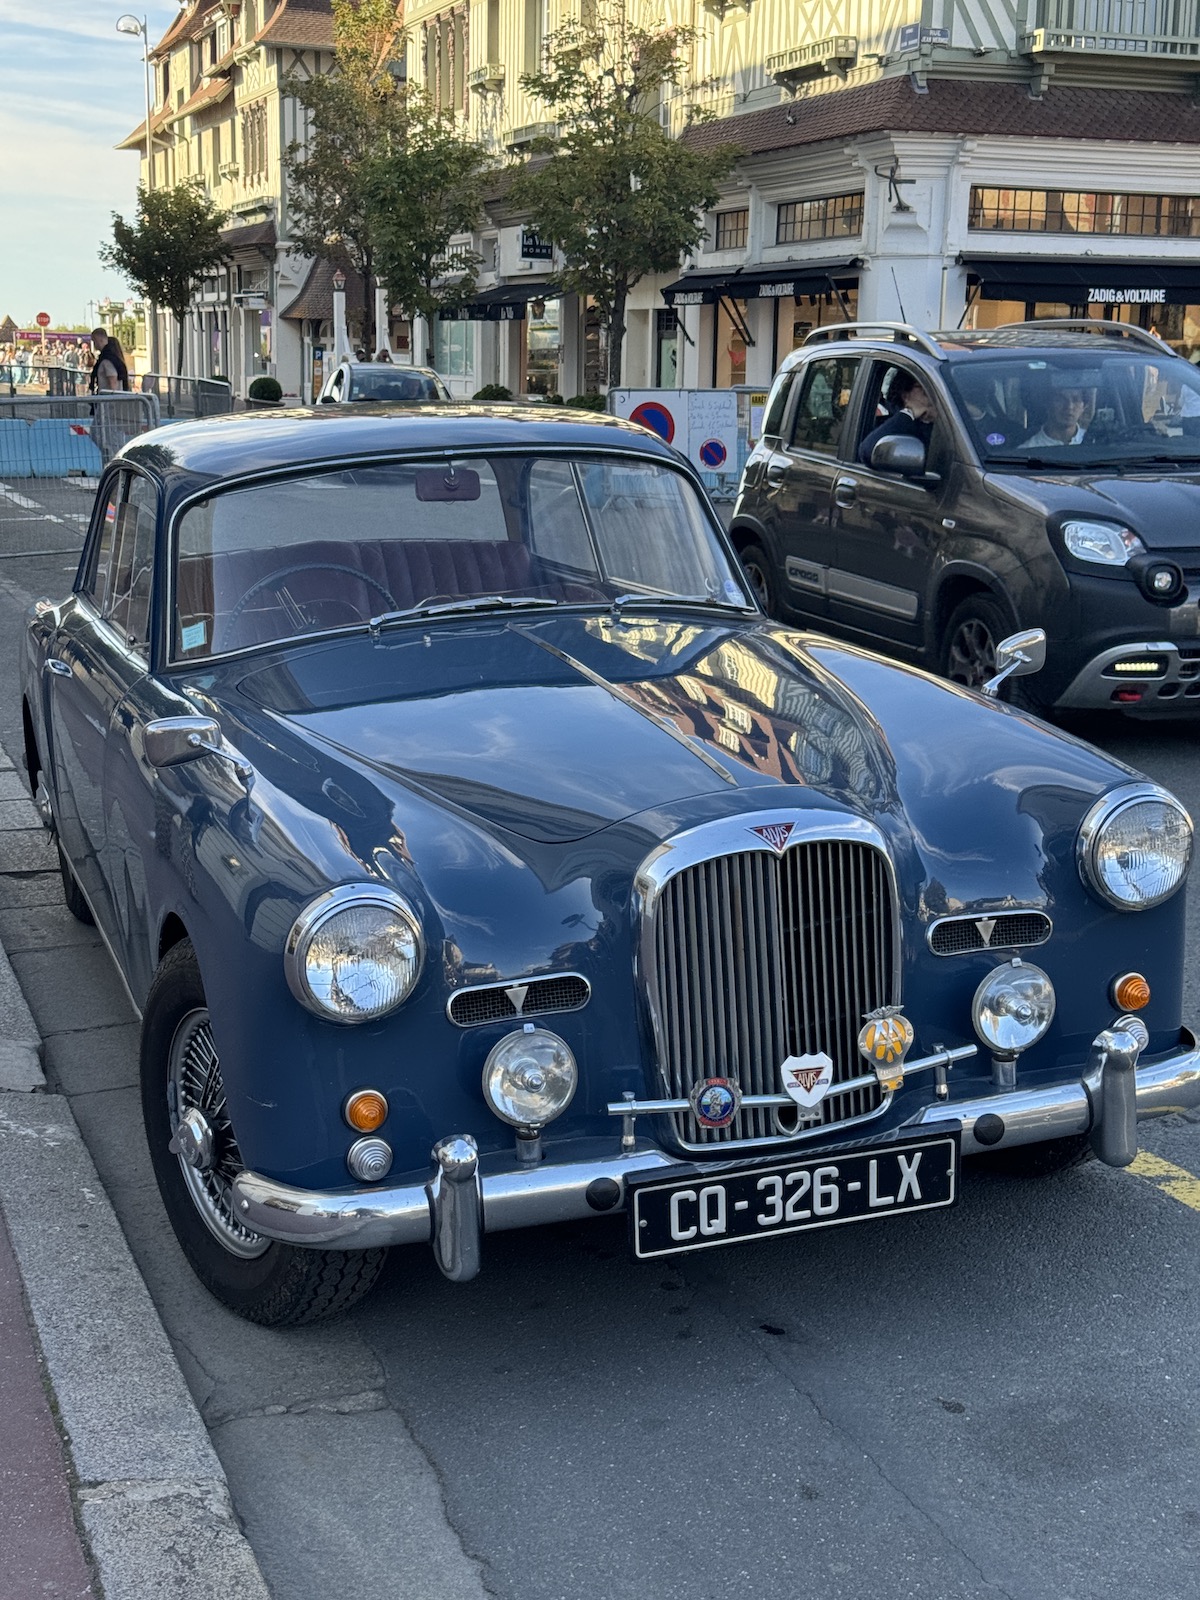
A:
116;13;160;376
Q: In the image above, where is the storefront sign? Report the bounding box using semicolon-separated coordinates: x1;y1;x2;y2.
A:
1088;287;1167;304
672;291;706;306
757;282;795;298
520;230;553;260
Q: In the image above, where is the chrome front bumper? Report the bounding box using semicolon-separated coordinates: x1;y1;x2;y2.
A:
231;1028;1200;1274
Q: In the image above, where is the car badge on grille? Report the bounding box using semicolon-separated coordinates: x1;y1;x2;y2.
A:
857;1005;914;1092
749;821;796;854
689;1077;742;1129
780;1052;833;1110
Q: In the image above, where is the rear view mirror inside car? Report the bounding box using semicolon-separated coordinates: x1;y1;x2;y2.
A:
415;467;481;502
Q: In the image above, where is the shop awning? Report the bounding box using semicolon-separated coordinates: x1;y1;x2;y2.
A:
960;255;1200;306
438;281;559;321
662;259;863;306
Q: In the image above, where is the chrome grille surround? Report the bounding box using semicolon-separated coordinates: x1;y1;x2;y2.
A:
636;811;901;1151
927;911;1051;956
446;974;591;1028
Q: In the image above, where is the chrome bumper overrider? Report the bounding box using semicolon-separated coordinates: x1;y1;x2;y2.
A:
230;1029;1200;1275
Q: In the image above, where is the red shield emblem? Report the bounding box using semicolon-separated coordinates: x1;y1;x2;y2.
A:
749;822;795;854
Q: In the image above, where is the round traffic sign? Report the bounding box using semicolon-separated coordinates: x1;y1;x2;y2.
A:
35;312;51;328
699;437;728;468
629;400;675;443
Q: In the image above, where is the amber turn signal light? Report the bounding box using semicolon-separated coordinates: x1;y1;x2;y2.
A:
344;1089;388;1132
1112;973;1151;1012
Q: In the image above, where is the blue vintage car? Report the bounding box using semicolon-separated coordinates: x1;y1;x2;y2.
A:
20;406;1199;1325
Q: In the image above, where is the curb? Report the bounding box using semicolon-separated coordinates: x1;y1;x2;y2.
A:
0;745;272;1599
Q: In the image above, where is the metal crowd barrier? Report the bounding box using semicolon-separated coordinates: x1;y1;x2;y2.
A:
0;392;161;472
138;373;234;418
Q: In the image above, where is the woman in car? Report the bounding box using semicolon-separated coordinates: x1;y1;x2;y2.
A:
858;369;936;465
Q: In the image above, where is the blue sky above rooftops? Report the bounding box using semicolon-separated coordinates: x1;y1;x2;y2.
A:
0;1;183;327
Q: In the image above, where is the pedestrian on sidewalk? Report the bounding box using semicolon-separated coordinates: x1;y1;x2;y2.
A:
88;328;130;393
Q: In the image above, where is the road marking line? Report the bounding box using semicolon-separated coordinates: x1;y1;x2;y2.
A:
1128;1151;1200;1213
0;482;64;524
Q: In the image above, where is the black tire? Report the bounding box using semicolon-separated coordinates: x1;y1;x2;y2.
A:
738;541;778;615
56;839;94;925
972;1133;1094;1178
940;593;1044;713
140;940;387;1326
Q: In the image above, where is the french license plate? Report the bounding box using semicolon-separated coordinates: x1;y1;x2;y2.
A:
630;1134;958;1260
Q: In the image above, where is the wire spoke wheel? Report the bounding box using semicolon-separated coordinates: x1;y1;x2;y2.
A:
168;1007;269;1260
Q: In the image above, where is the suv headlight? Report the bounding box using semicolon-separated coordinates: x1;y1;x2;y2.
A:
1061;520;1144;566
1078;783;1193;910
285;884;423;1023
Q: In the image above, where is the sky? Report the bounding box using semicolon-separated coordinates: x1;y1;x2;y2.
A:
0;0;185;328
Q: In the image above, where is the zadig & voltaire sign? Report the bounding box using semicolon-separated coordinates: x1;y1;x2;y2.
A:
1088;287;1167;304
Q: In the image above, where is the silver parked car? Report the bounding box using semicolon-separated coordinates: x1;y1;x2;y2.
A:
318;360;452;405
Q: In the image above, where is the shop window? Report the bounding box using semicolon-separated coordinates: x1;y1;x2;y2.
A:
714;208;749;251
776;193;863;246
433;319;472;378
774;287;858;364
969;186;1200;238
527;299;560;396
714;299;748;387
655;309;679;387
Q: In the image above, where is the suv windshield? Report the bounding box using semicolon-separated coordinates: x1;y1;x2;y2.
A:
173;454;751;659
945;349;1200;467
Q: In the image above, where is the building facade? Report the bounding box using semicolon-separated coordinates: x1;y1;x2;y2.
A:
123;0;1200;400
405;0;1200;396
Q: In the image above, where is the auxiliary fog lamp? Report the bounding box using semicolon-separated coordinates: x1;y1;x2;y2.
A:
972;958;1056;1086
483;1024;578;1159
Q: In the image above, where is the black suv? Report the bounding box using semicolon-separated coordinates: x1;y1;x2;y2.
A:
731;320;1200;715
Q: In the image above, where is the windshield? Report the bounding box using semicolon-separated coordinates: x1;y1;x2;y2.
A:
946;350;1200;467
349;368;448;402
173;454;750;659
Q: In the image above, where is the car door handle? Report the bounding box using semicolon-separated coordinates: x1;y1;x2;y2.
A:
833;477;857;508
44;659;71;677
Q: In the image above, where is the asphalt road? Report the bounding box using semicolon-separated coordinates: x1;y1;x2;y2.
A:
1;475;1198;1600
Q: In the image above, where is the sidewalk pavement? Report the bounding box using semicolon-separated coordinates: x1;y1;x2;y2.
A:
0;743;272;1600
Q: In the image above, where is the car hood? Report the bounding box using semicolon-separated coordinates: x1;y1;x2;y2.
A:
984;466;1200;550
204;613;1121;851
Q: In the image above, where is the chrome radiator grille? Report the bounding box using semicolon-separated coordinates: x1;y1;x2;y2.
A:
646;839;896;1148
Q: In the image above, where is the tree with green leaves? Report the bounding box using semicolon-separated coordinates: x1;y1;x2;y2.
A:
512;0;736;389
361;95;496;365
283;0;409;356
100;184;229;374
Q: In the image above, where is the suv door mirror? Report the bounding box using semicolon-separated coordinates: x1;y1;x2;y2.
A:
870;435;927;476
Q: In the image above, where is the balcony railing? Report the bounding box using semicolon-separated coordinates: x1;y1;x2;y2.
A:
766;35;858;85
1024;0;1200;57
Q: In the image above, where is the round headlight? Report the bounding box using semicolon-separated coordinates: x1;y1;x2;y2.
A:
285;884;423;1023
1078;784;1193;911
972;959;1056;1056
483;1026;577;1129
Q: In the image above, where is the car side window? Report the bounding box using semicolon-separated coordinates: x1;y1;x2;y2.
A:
331;370;345;399
80;477;124;611
760;370;797;441
106;474;157;651
857;361;946;473
789;357;859;455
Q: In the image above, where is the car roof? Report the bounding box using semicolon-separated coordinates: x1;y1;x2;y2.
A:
776;320;1176;375
341;361;440;377
117;404;688;512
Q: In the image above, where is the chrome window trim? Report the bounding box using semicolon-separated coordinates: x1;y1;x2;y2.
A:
926;909;1052;956
284;882;425;1022
445;972;592;1028
1077;782;1194;911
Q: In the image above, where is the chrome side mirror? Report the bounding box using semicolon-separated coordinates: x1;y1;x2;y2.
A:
983;629;1047;698
143;716;254;787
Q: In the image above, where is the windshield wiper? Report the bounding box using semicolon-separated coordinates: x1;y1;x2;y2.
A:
368;594;560;633
608;592;756;619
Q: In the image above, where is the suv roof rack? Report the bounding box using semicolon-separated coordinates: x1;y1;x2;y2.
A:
802;321;947;360
999;318;1178;355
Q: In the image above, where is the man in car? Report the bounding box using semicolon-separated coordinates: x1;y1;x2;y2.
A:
858;370;936;465
1021;385;1089;448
